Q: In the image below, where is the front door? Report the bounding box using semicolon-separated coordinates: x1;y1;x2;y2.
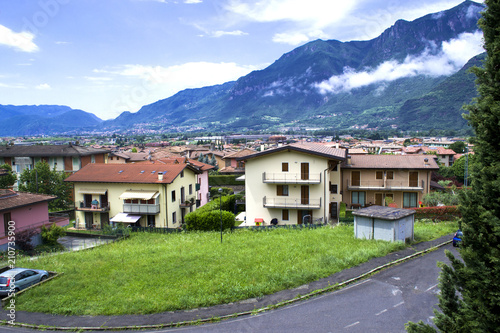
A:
330;202;338;219
3;212;11;236
375;193;383;206
301;163;309;180
100;213;109;227
84;212;93;229
298;210;312;224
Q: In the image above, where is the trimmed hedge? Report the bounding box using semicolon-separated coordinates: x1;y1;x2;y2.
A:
185;210;235;231
412;206;461;220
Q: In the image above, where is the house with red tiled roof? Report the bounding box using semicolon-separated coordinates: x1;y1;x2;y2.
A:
65;163;202;229
137;157;215;207
237;143;346;225
402;146;457;167
341;154;439;209
0;189;68;250
220;148;256;175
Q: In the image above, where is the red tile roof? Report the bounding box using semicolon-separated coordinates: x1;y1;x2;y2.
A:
137;157;215;172
342;154;439;170
65;163;200;184
0;189;55;212
238;142;346;161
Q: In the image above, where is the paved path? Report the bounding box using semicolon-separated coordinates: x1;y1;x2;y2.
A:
57;236;113;252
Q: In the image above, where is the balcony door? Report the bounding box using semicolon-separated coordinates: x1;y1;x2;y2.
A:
409;172;418;187
301;163;309;180
352;171;360;186
301;185;309;205
84;194;92;208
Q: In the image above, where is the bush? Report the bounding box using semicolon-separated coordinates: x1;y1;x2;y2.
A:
209;187;233;198
185;210;235;231
41;223;66;246
15;227;38;252
411;206;461;221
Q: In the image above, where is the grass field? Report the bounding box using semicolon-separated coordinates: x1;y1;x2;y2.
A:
13;221;457;316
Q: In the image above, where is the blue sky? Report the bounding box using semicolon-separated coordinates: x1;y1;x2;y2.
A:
0;0;484;120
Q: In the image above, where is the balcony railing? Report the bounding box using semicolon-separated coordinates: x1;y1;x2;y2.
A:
76;201;110;212
179;196;196;208
262;172;321;184
123;203;160;214
263;196;321;209
347;179;425;191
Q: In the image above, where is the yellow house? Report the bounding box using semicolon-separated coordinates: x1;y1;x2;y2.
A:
341;154;439;209
65;162;201;229
238;143;346;225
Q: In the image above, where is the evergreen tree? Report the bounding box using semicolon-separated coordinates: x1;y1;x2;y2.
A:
198;153;204;162
407;1;500;332
0;164;17;189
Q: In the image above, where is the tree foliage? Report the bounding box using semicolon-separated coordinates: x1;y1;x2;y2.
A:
18;161;72;211
407;1;500;331
0;163;17;189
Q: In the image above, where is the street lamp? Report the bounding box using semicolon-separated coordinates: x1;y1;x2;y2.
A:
219;188;223;243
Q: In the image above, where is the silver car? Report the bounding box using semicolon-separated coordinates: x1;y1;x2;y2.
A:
0;268;49;295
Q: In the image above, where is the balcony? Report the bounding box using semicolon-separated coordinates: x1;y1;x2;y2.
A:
179;196;196;208
123;203;160;214
263;196;321;209
347;179;425;191
76;201;110;212
262;172;321;184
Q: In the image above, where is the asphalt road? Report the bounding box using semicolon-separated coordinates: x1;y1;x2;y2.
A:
1;243;458;333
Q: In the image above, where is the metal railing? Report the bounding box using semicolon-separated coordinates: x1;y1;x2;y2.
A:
76;201;110;211
347;179;424;191
262;172;321;184
263;196;321;209
123;203;160;214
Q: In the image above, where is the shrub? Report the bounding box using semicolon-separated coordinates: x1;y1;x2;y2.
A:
185;210;235;231
15;227;39;252
41;223;66;246
339;202;346;218
411;206;461;221
209;187;233;198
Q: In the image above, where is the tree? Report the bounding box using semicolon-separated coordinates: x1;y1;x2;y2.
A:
18;161;72;211
448;141;467;154
0;164;17;189
406;1;500;331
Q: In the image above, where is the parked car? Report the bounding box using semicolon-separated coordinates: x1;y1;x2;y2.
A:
453;230;463;247
0;268;49;296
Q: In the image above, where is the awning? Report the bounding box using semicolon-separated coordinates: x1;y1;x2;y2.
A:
235;175;245;181
110;213;142;223
78;188;107;195
119;190;159;200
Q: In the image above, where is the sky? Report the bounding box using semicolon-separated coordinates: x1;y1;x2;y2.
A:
0;0;485;120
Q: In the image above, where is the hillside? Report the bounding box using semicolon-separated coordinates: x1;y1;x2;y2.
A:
101;1;484;134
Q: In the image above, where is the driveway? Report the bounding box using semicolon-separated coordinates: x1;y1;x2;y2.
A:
57;236;113;252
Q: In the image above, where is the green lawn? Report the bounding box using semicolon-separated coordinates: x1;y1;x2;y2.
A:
13;221;457;316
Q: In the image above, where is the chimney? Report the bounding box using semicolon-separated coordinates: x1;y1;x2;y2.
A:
424;157;429;166
158;172;164;181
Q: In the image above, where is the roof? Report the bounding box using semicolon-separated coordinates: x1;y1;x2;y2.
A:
0;189;56;212
0;144;110;158
138;157;216;172
342;154;439;170
237;143;346;161
64;163;201;184
223;148;256;159
352;205;415;220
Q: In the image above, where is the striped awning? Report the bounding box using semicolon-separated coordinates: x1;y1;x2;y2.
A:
78;188;107;195
110;213;141;223
118;190;159;200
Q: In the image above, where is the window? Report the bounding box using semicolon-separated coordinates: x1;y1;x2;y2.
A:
110;156;113;160
171;190;176;202
172;212;176;224
387;171;394;179
329;182;338;194
376;171;383;179
351;171;360;186
91;155;95;163
352;191;365;206
282;162;289;172
189;184;193;195
403;192;418;208
282;209;289;221
277;185;289;196
180;170;184;178
409;172;418;187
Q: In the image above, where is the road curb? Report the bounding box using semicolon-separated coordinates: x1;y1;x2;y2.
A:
0;239;452;331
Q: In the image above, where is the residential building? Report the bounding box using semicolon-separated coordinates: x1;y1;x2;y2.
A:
0;189;68;250
65;162;202;229
341;154;439;209
403;146;457;167
0;144;110;189
220;148;255;175
108;151;151;164
238;143;345;225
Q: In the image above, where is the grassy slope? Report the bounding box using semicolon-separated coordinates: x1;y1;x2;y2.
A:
14;222;456;316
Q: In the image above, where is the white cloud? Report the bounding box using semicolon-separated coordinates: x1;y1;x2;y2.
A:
36;83;51;90
0;24;39;52
184;0;202;3
315;31;484;94
212;30;248;37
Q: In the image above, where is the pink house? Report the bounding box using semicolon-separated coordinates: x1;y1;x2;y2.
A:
0;189;68;250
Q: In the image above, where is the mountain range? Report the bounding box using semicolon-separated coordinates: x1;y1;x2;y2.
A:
0;1;485;136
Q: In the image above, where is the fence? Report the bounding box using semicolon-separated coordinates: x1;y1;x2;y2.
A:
130;226;183;234
234;223;327;231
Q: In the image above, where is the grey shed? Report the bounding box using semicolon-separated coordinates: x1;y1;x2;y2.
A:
352;205;415;242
